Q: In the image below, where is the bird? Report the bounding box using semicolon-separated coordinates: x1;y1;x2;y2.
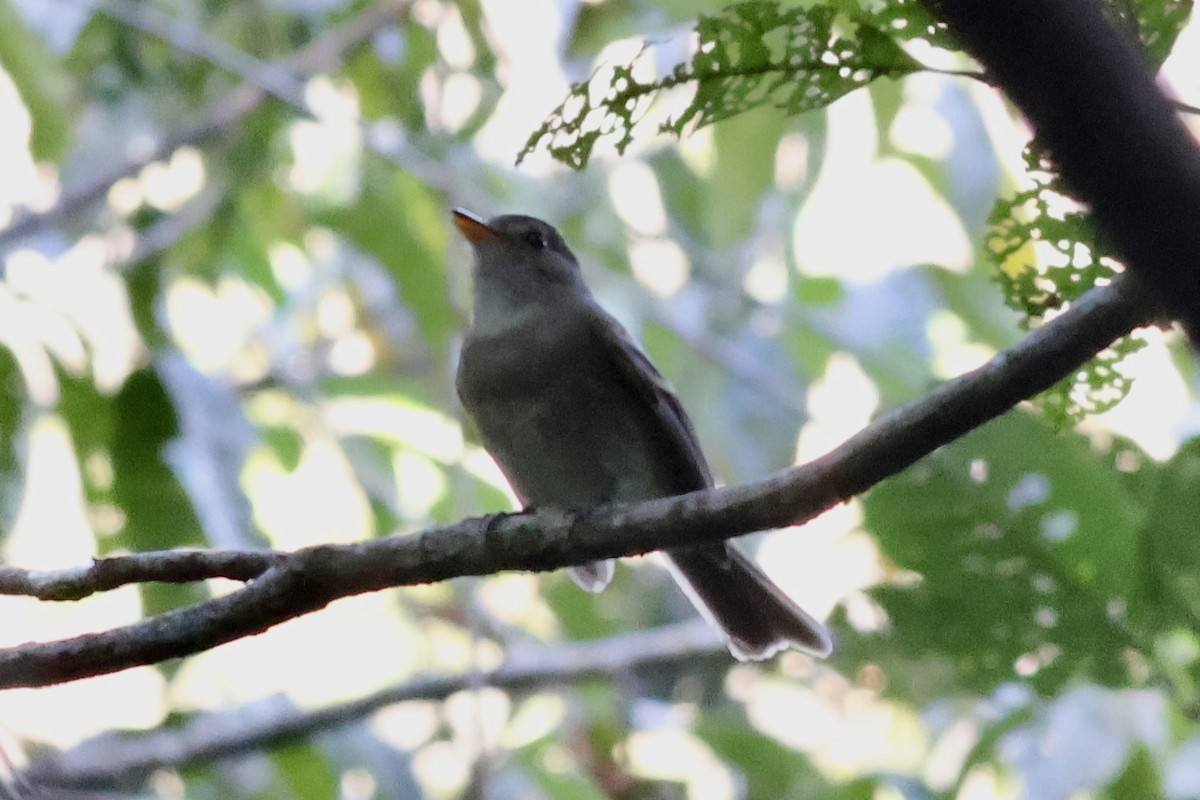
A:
452;207;832;660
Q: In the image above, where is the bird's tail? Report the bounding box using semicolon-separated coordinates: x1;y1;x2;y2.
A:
664;543;832;660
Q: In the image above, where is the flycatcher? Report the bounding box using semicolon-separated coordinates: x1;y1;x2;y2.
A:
453;208;832;660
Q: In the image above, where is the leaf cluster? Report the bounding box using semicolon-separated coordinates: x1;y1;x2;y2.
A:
0;0;1198;798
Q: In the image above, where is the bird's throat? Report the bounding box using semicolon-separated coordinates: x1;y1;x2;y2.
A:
469;275;544;339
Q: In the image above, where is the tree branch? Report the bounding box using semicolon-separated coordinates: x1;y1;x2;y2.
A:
922;0;1200;342
82;0;314;113
0;273;1159;689
0;0;408;251
0;549;283;601
23;621;724;790
88;0;452;195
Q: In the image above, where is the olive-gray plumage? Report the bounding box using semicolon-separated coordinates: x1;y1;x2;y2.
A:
453;208;832;659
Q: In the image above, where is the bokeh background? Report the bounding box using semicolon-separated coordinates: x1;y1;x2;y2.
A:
2;1;1200;798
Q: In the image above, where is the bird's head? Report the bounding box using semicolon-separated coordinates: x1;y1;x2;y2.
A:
453;208;586;291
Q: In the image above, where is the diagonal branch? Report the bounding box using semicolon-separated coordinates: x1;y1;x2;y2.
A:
87;0;452;194
921;0;1200;343
23;621;724;790
0;548;283;601
0;273;1160;690
0;0;409;251
80;0;314;113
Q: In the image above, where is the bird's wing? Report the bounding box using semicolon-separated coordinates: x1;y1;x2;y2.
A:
587;306;714;492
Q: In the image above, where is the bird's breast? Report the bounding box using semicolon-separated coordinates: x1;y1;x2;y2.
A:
456;319;668;508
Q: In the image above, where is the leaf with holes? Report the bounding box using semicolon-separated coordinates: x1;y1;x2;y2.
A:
987;146;1148;425
519;0;927;168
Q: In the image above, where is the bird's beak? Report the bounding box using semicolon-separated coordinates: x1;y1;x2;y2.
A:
452;208;500;245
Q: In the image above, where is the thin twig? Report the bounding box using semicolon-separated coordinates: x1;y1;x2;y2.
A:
0;273;1161;690
23;621;725;790
0;549;283;601
79;0;313;112
0;0;409;251
121;182;226;267
85;0;452;194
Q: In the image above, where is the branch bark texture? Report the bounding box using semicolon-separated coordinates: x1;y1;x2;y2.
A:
923;0;1200;341
0;275;1158;689
24;622;723;790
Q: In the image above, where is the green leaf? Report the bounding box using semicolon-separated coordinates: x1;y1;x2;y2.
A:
1035;334;1146;428
863;411;1144;695
346;19;437;128
124;256;169;350
649;150;709;243
697;714;830;799
826;777;886;800
272;742;340;800
86;366;210;619
988;148;1117;319
57;368;213;622
708;106;786;246
57;367;115;501
1101;743;1162;800
542;571;623;642
1137;439;1200;633
987;146;1144;424
316;171;454;354
835;0;953;47
262;424;304;472
948;704;1035;792
568;0;644;57
0;345;26;532
795;275;844;306
1105;0;1194;65
110;372;204;527
520;1;926;168
224;195;287;305
512;736;612;800
0;0;72;161
455;0;497;74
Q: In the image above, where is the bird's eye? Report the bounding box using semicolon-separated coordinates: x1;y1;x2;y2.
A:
522;230;548;249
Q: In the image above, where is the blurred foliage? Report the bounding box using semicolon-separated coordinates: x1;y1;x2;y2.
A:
988;149;1118;320
519;0;937;168
1106;0;1195;64
0;0;1197;798
986;147;1148;426
528;0;1186;423
863;412;1144;696
523;0;1190;169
